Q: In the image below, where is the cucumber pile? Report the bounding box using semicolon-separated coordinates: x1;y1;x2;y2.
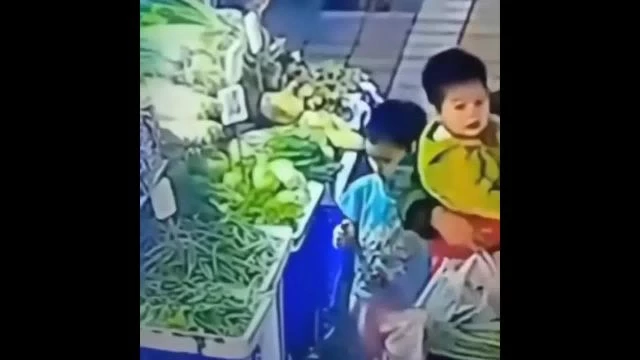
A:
265;134;342;183
140;216;282;336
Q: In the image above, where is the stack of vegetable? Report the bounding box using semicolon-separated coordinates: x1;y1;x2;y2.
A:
140;0;291;125
259;59;383;151
140;215;283;336
141;139;301;336
140;0;240;121
264;133;342;183
140;0;372;339
214;155;309;227
284;60;373;120
169;144;309;229
140;0;385;158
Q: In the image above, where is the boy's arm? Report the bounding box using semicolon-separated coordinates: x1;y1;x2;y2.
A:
335;177;369;249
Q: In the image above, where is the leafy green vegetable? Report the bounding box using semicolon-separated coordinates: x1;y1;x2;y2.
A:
165;142;308;228
140;215;280;336
210;156;308;227
265;134;343;183
141;3;209;27
283;59;372;120
141;0;230;28
140;1;248;113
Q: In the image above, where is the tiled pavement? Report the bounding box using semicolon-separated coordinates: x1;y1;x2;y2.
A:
263;0;499;105
387;0;500;111
302;11;416;93
460;0;500;91
387;0;475;112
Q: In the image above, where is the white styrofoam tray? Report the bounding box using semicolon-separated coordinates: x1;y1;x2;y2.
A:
140;226;292;359
140;297;272;359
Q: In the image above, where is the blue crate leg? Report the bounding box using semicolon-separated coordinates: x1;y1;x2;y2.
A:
283;205;349;358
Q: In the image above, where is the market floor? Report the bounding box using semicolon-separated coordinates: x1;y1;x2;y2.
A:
460;0;500;91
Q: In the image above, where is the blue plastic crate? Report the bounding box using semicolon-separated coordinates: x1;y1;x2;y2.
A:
283;205;347;358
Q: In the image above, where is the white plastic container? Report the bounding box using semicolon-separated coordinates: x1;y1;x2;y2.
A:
140;297;273;358
140;226;292;359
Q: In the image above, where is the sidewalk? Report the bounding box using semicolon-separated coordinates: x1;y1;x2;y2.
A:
460;0;500;91
302;11;416;92
387;0;500;110
387;0;474;112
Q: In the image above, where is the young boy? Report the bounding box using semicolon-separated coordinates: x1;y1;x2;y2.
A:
333;99;431;360
416;48;500;359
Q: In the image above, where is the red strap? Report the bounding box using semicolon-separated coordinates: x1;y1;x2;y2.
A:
430;217;500;272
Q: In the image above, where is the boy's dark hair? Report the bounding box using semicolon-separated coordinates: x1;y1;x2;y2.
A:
365;99;427;151
421;48;488;112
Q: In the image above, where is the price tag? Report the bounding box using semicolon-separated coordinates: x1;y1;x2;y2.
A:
219;84;249;126
150;177;177;221
290;50;302;62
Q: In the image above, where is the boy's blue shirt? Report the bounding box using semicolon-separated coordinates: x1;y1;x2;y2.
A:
338;173;431;308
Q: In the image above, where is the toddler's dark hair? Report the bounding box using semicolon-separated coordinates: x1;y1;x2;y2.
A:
421;48;488;112
365;99;427;151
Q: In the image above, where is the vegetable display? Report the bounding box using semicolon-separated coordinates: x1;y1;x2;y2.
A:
214;156;309;227
140;216;283;336
285;61;372;119
264;133;342;183
140;4;241;124
169;144;308;229
139;0;386;341
140;0;383;150
140;0;289;127
258;62;382;151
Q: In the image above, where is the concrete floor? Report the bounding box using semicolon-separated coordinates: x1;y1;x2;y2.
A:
260;0;500;106
300;11;417;93
388;0;475;112
460;0;500;91
387;0;500;111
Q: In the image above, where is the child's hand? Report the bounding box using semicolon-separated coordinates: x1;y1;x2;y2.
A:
332;220;356;249
431;207;481;252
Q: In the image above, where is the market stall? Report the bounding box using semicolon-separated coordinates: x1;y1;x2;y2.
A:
139;1;382;358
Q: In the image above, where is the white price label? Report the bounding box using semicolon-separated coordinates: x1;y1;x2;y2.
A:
219;84;249;126
150;177;177;220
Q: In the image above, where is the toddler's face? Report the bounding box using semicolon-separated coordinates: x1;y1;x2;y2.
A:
439;80;490;138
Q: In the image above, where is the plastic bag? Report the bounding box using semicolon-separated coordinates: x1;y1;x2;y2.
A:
421;253;500;359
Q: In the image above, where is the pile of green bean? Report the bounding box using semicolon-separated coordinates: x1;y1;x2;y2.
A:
140;215;281;337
